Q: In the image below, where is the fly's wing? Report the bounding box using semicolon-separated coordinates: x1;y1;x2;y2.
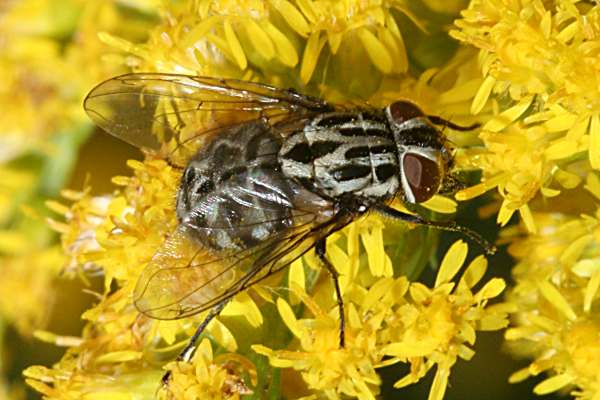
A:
133;205;351;320
133;169;351;320
84;73;331;163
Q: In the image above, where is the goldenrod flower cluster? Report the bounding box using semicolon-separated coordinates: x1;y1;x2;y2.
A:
451;0;600;232
5;0;600;399
0;0;160;396
255;241;507;400
448;1;600;397
99;0;442;99
502;207;600;398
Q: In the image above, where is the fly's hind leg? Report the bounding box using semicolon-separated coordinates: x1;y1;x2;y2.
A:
315;239;345;348
161;299;230;385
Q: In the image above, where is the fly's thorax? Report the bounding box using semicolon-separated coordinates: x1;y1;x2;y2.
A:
279;111;400;200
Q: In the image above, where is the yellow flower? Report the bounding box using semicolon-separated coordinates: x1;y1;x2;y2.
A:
25;364;163;400
254;241;507;400
162;339;255;400
47;159;181;288
253;289;386;400
381;241;507;400
503;201;600;398
450;0;600;232
99;0;422;99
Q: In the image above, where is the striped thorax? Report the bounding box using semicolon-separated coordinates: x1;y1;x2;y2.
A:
176;100;453;252
279;101;450;205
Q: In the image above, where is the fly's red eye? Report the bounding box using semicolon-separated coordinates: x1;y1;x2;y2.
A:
388;101;424;124
403;153;441;202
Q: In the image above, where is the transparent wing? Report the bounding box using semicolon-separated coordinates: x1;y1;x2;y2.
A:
84;73;331;161
134;168;347;320
133;207;351;320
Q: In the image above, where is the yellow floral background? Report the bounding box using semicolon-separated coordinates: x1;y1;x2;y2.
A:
2;0;600;399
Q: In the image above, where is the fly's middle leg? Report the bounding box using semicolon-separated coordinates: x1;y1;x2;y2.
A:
315;238;346;348
161;298;230;385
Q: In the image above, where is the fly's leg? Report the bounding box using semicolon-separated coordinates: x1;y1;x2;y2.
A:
161;299;230;385
315;239;345;348
374;205;496;255
179;300;230;362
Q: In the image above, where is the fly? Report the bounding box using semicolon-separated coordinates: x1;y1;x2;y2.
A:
84;73;495;382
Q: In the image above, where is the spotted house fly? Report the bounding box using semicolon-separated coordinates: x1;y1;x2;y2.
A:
84;73;494;378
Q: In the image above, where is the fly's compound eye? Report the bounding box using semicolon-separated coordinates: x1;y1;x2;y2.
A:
403;153;442;203
387;101;425;125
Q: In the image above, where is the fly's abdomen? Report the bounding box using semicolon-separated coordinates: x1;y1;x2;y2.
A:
279;112;400;200
176;121;332;252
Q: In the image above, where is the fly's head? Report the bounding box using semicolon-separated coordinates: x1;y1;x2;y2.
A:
384;100;471;204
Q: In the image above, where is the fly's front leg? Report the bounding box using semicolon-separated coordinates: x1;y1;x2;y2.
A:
161;299;230;385
374;205;496;255
315;239;345;348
